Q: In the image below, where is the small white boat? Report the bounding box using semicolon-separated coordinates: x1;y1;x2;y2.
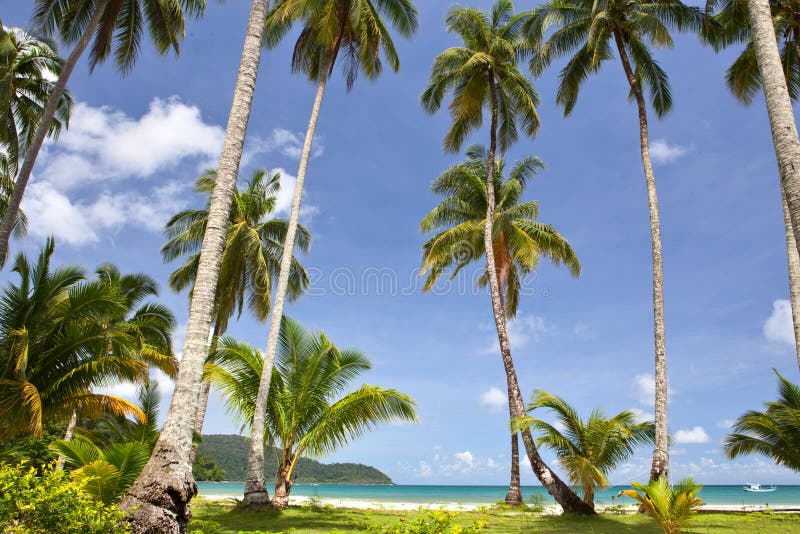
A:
743;483;777;492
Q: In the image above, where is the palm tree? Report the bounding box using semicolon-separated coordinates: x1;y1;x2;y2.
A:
206;317;417;508
52;380;163;505
0;24;71;173
124;1;281;528
0;0;206;264
162;168;310;456
0;155;27;239
527;0;705;482
419;145;580;506
740;0;800;263
621;477;703;534
723;370;800;470
0;239;146;440
520;391;655;509
705;0;800;368
420;0;592;514
240;0;418;509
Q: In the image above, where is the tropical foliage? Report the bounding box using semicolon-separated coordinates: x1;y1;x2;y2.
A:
723;370;800;471
518;391;655;508
621;477;704;534
206;317;417;507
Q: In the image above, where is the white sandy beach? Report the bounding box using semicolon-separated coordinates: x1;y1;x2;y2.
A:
197;494;800;513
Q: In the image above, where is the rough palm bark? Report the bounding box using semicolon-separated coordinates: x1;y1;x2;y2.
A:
121;2;271;531
271;457;293;509
243;71;329;509
484;75;595;516
189;324;222;465
0;1;109;264
612;32;669;483
504;432;523;506
781;187;800;369
748;0;800;261
55;410;78;470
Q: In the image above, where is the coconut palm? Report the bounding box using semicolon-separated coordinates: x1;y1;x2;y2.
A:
0;0;206;265
519;391;655;508
0;155;27;239
527;0;705;482
705;0;800;368
420;0;592;514
0;24;71;173
622;477;703;534
723;370;800;470
0;239;146;441
124;1;276;528
161;168;310;455
419;144;580;505
240;0;419;509
207;318;417;508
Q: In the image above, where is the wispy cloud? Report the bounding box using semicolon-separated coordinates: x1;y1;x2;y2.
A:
650;139;689;164
479;387;507;413
674;426;711;444
764;299;795;347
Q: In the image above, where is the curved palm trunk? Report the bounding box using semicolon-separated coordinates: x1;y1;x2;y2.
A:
0;1;109;265
189;324;223;465
504;432;523;506
271;449;294;509
55;410;78;470
780;188;800;368
485;75;594;516
748;0;800;261
613;33;669;483
121;2;271;531
243;71;329;510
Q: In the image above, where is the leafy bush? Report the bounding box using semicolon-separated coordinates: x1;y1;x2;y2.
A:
367;510;486;534
0;462;129;533
621;477;703;534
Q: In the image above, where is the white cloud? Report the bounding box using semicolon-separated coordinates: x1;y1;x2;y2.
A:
479;387;507;413
262;128;325;161
418;461;432;478
716;419;735;430
650;139;688;164
674;426;711;444
454;451;474;467
631;372;674;407
630;408;654;423
764;299;795;346
480;313;551;355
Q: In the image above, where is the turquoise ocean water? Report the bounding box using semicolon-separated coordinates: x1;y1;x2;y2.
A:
197;482;800;507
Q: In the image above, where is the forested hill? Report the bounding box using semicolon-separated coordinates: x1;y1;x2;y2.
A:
194;434;393;484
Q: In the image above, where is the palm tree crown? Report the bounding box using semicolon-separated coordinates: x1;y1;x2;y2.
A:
420;145;580;317
264;0;418;89
421;0;539;153
528;0;705;116
723;370;800;471
522;390;655;508
0;24;71;170
206;317;417;507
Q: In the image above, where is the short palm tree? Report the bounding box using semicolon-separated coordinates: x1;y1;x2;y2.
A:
162;168;310;450
420;145;580;505
125;0;285;528
240;0;418;509
621;477;703;534
0;24;71;173
520;391;655;508
420;0;592;514
723;370;800;470
0;0;206;264
705;0;800;368
527;0;705;482
0;239;145;440
206;317;417;508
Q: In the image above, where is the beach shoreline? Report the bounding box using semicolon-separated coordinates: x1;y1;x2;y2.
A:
196;494;800;513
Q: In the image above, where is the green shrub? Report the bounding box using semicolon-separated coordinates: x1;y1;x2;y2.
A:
621;477;703;534
0;462;129;533
367;510;486;534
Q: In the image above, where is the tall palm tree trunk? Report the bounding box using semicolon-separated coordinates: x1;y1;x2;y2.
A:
243;71;329;510
613;33;669;483
189;323;223;465
781;187;800;368
485;75;594;516
0;1;109;265
121;2;271;531
504;432;523;506
55;410;78;470
748;0;800;260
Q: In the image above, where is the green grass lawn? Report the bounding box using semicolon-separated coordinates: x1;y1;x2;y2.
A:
189;500;800;533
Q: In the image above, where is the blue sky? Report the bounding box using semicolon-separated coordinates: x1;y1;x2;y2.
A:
3;0;799;486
